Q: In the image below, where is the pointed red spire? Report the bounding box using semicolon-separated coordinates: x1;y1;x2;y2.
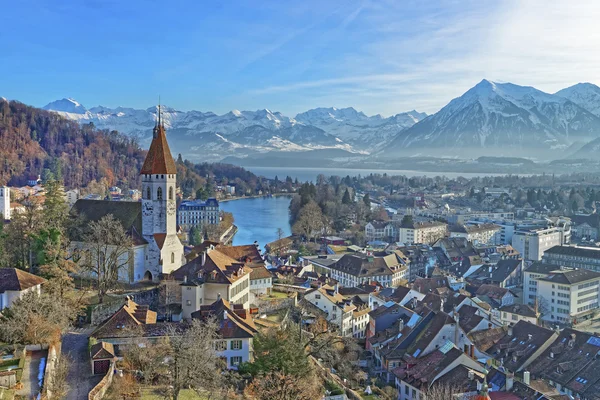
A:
140;104;177;175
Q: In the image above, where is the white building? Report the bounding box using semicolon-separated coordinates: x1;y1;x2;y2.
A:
322;252;409;288
249;266;273;296
71;110;184;283
512;227;567;261
304;284;356;337
499;304;538;325
191;299;258;370
398;221;447;245
532;268;600;324
0;268;45;310
450;223;501;245
64;189;80;208
365;220;397;242
0;186;10;220
177;198;220;231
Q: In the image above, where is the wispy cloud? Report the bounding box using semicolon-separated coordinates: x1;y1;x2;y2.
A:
241;0;600;116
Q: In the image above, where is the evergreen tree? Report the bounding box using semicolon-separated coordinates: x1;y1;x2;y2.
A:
363;193;371;207
342;188;352;205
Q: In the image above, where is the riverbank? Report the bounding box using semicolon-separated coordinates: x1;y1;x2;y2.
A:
218;193;293;202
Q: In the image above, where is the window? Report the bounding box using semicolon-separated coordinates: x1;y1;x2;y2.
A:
230;356;242;367
315;294;321;299
157;187;163;200
231;340;242;350
186;300;191;306
171;252;175;263
214;340;227;351
146;187;151;200
169;186;174;200
512;314;518;321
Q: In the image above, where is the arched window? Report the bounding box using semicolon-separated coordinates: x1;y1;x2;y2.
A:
146;187;151;200
171;252;175;263
169;186;174;200
157;187;163;200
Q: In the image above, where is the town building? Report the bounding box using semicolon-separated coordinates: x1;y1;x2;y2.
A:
398;221;447;245
177;198;220;231
175;246;253;318
533;268;600;324
499;304;538;325
365;220;397;242
0;186;10;220
319;252;409;288
191;298;258;369
449;223;501;245
542;245;600;272
0;268;46;310
70;109;184;283
64;188;80;208
512;226;568;261
304;284;356;337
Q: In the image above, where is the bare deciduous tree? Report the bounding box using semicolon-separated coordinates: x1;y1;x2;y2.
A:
81;214;132;303
244;371;321;400
0;292;74;346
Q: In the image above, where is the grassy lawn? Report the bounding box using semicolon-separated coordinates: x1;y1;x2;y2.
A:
139;387;208;399
267;290;289;299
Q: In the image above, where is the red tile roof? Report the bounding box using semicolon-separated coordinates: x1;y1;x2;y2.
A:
0;268;46;292
140;124;177;175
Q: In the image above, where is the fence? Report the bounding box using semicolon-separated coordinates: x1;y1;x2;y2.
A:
88;361;115;400
42;342;62;399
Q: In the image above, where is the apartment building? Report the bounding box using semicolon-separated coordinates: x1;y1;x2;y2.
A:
449;223;501;245
526;267;600;324
542;245;600;272
398;221;447;245
177;198;220;230
512;227;567;262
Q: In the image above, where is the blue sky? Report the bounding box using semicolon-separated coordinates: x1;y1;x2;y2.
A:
1;0;599;116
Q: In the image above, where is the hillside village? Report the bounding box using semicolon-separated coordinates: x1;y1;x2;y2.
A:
4;111;600;400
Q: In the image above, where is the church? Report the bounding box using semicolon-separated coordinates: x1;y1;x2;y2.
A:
71;108;184;283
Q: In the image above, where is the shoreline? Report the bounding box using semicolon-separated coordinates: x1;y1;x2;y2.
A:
218;193;294;203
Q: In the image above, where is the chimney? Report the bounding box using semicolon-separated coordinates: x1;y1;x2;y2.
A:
468;370;474;380
508;324;513;336
224;310;228;320
184;275;188;284
217;293;221;301
202;250;207;266
506;372;514;391
528;333;532;341
398;319;404;333
523;371;530;385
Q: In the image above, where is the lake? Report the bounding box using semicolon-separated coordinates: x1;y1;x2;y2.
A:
244;166;516;183
220;196;292;247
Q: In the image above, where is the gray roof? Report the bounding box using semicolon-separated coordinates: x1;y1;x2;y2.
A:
544;245;600;260
538;269;600;285
498;304;537;318
330;253;402;278
525;261;564;275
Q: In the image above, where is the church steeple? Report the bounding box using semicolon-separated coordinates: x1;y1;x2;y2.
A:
141;103;177;175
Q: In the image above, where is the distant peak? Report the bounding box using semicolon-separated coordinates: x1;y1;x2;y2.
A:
43;98;87;114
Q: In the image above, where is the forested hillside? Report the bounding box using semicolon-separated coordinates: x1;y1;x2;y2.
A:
0;99;146;188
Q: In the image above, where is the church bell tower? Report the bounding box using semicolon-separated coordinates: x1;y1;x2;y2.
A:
140;104;183;278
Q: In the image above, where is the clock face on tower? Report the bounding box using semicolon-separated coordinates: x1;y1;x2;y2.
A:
167;201;176;216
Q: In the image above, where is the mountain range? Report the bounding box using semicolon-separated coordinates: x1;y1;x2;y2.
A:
42;80;600;163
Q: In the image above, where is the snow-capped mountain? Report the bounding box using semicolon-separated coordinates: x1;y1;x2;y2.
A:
555;83;600;117
43;98;88;114
295;107;426;148
43;100;423;161
385;79;600;159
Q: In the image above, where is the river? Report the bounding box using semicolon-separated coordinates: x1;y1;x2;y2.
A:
220;196;292;247
243;166;516;182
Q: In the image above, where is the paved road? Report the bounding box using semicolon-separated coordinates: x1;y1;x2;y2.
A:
61;328;102;400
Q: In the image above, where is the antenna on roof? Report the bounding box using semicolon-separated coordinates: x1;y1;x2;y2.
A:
158;95;162;127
